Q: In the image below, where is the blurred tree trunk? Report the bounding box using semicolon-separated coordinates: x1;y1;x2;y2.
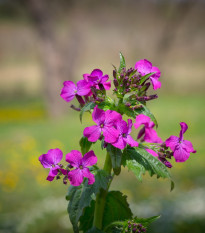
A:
26;0;80;117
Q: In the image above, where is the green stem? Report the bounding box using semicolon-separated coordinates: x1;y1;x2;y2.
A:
93;152;113;229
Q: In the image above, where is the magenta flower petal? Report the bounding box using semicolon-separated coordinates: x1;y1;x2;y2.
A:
82;150;98;167
104;110;122;126
103;81;111;90
68;169;84;186
135;59;152;76
125;135;139;147
83;73;90;82
174;144;190;162
150;77;161;90
83;125;101;142
144;128;163;143
92;106;105;125
82;168;95;185
39;148;63;168
182;140;196;153
47;167;59;180
117;120;128;134
127;119;133;134
151;66;161;79
179;122;188;140
165;136;179;151
76;80;91;96
65;150;82;167
91;69;103;77
112;136;127;150
134;114;150;129
101;74;109;83
103;126;119;143
146;148;158;157
60;81;76;102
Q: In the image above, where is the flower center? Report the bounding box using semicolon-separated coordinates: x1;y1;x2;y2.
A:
79;165;83;169
100;123;104;128
122;133;127;137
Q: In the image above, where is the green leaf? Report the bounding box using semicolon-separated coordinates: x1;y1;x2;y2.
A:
79;191;132;232
139;72;155;85
102;191;133;230
80;102;96;123
86;227;105;233
79;136;93;155
66;170;111;233
98;96;115;111
122;147;170;181
79;200;95;232
123;103;158;127
133;215;160;227
118;52;126;73
107;144;122;175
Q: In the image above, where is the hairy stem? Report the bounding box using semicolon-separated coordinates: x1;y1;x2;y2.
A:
93;151;113;229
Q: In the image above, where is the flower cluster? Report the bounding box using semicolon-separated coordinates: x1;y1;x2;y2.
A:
39;56;196;186
39;148;97;186
124;220;147;233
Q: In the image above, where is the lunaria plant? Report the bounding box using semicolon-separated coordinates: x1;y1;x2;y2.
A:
39;53;196;233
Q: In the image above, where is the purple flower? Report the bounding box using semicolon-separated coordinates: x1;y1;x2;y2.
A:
83;106;122;143
165;122;196;162
66;150;97;186
83;69;111;91
112;119;139;149
39;148;67;181
134;114;163;143
135;59;161;90
60;80;91;102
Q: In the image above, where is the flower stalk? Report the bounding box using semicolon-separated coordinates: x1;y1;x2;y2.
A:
93;152;112;230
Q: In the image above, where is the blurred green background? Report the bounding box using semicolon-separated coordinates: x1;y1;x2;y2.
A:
0;0;205;232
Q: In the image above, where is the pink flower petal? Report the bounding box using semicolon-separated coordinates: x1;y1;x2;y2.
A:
104;110;122;126
135;59;152;76
60;81;76;102
116;120;128;134
144;128;163;143
182;140;196;153
83;125;101;142
165;135;179;151
92;106;105;125
39;148;63;168
65;150;82;167
83;73;90;82
112;136;127;150
173;144;190;162
68;169;84;186
103;81;111;90
151;66;161;79
82;150;98;167
47;167;59;181
134;114;151;129
91;69;103;77
127;119;133;134
103;126;119;143
76;80;91;96
125;135;139;147
82;168;95;185
150;77;161;90
179;122;188;140
101;75;109;83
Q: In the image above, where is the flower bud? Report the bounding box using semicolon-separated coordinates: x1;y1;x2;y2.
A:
113;78;119;87
70;104;81;112
76;95;85;107
113;69;116;78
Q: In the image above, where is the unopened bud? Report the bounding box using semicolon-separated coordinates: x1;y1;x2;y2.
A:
70;104;81;112
76;95;85;107
113;78;119;87
113;69;116;78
